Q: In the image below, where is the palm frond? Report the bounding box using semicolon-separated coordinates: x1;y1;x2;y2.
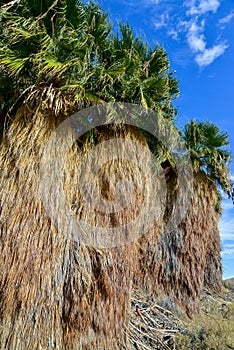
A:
183;120;233;197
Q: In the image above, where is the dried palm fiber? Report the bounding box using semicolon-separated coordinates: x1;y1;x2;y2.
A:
133;167;222;316
0;103;162;349
203;203;222;294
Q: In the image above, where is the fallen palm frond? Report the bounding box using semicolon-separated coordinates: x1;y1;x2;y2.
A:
128;286;234;350
127;288;186;350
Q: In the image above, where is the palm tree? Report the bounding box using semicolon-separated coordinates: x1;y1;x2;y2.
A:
0;0;179;133
183;120;233;200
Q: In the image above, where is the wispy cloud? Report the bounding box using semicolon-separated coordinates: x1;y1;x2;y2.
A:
127;0;229;68
185;0;220;16
184;17;229;67
154;13;169;29
178;1;230;67
223;244;234;248
218;10;234;26
195;42;229;67
219;216;234;241
168;29;179;40
221;242;234;257
186;20;206;52
222;199;234;212
222;247;234;256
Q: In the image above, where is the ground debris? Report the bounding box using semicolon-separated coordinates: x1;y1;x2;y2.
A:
127;289;186;349
127;286;234;350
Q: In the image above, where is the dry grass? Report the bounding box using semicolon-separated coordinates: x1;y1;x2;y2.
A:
224;278;234;290
175;287;234;350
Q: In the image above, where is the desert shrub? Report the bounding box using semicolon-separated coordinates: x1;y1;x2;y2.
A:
175;292;234;350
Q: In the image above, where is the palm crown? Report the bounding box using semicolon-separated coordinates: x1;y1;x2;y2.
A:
0;0;179;135
183;120;233;199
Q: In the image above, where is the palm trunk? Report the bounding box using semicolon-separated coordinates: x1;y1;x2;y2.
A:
133;169;222;315
0;109;153;348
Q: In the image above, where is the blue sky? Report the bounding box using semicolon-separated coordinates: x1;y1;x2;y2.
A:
100;0;234;279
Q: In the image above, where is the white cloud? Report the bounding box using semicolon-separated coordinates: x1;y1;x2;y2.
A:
168;29;179;40
154;13;169;29
222;200;234;212
218;11;234;25
184;17;229;68
185;0;220;16
222;248;234;256
223;244;234;248
219;216;234;241
195;42;229;67
220;197;234;258
139;0;228;68
222;249;234;257
187;21;206;52
221;243;234;257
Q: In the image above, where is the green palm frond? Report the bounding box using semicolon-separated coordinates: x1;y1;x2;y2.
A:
183;120;233;197
0;0;179;135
